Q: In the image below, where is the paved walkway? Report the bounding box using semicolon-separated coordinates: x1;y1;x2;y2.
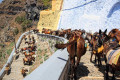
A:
77;50;120;80
2;34;38;80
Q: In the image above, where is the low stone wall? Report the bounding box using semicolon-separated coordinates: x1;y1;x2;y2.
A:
0;32;70;80
24;33;69;80
59;58;70;80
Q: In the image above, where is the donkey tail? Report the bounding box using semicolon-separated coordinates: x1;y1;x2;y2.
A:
55;40;76;49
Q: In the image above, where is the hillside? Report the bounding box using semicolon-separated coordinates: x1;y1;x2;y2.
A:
0;0;52;70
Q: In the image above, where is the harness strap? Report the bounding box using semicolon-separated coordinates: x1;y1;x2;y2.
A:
93;50;96;54
73;37;75;40
77;38;80;42
119;41;120;45
112;38;116;42
98;45;104;53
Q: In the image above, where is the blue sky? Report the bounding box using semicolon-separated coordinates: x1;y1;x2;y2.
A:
0;0;3;3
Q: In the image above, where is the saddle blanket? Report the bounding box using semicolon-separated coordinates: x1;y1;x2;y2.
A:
106;49;120;65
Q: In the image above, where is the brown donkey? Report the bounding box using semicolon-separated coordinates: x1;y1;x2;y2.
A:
55;32;86;80
108;28;120;43
98;29;120;80
21;67;28;77
102;40;120;80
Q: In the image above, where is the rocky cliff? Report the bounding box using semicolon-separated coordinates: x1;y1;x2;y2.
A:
25;0;40;20
0;0;52;70
0;0;47;43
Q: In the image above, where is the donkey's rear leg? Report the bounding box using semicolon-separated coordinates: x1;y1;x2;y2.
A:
112;68;115;80
90;52;93;62
106;64;109;80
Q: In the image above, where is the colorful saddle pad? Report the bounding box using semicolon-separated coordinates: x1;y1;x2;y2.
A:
106;49;120;65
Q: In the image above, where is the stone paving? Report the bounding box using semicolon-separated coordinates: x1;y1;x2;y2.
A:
77;50;120;80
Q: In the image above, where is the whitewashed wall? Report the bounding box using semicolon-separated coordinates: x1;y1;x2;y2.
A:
58;0;120;33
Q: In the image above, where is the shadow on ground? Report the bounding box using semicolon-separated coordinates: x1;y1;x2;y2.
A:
76;62;90;79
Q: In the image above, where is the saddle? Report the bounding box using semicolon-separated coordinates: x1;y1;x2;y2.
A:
106;49;120;65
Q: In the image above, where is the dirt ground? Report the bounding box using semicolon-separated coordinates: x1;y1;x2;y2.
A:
2;33;38;80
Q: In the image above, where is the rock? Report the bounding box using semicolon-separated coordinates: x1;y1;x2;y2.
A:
0;11;4;14
7;11;17;15
8;6;24;11
4;35;14;42
10;1;21;4
25;0;40;21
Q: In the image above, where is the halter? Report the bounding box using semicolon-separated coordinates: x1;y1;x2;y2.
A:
115;32;120;44
73;37;75;40
96;34;107;53
112;38;116;42
98;45;104;53
77;38;80;42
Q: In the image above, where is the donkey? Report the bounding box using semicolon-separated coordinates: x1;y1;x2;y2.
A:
21;67;28;77
55;32;86;80
97;29;120;80
108;28;120;45
5;63;11;75
23;56;35;65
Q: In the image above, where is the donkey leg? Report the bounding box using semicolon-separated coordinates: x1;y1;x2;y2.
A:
90;52;93;62
23;59;25;65
74;67;77;80
76;59;79;67
69;59;74;80
68;57;72;80
106;64;109;80
98;56;100;66
73;57;76;80
95;55;97;64
104;55;107;64
112;68;115;80
98;54;102;66
74;57;81;80
69;63;71;75
71;64;74;80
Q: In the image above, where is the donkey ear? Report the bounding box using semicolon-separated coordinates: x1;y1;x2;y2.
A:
99;29;101;34
112;30;116;33
104;29;107;34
